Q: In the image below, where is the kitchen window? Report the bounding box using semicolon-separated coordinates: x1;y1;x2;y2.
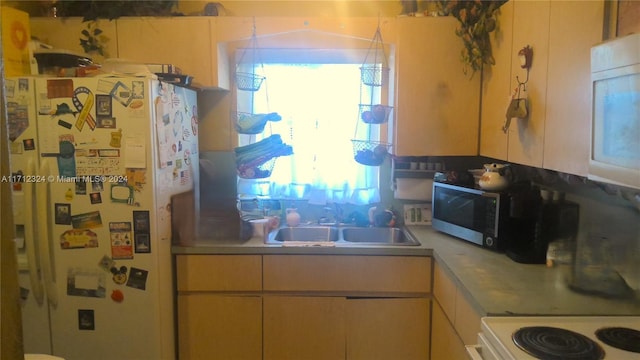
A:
237;50;391;205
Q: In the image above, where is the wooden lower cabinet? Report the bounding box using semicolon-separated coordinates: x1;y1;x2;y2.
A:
430;300;467;360
431;261;481;360
263;296;430;360
263;296;346;360
177;255;432;359
346;298;430;360
177;294;262;360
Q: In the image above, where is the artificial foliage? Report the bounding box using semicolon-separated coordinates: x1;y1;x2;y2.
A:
54;0;178;21
437;0;507;77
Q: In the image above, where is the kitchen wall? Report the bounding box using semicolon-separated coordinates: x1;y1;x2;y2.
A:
549;176;640;295
176;0;432;17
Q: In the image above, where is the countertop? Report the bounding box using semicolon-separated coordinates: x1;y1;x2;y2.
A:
172;226;640;316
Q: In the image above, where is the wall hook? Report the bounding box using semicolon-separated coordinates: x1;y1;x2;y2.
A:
515;45;533;94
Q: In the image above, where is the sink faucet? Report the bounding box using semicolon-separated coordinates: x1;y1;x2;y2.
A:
323;203;344;225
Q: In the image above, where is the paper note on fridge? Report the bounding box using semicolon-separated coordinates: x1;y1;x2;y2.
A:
125;136;146;168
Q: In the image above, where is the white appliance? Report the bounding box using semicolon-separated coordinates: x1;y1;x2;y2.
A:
589;32;640;190
6;75;199;360
467;316;640;359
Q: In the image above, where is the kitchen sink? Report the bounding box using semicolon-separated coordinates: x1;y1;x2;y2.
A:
268;226;340;242
266;225;420;246
341;227;420;246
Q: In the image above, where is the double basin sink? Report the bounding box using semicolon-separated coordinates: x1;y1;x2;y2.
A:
265;225;420;246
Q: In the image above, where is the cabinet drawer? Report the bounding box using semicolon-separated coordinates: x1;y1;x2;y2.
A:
263;255;431;294
176;255;262;291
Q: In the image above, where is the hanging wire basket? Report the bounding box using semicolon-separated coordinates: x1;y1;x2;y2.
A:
360;25;390;87
235;72;266;92
351;140;392;166
235;19;266;92
234;111;268;134
360;65;389;87
359;103;393;124
237;157;277;179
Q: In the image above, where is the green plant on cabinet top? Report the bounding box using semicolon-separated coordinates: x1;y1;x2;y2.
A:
79;21;109;57
437;0;507;77
54;0;178;21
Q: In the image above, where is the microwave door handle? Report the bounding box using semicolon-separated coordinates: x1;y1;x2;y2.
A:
23;159;45;305
448;197;474;210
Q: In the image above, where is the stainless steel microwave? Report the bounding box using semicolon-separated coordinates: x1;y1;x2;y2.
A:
590;33;640;189
431;182;510;251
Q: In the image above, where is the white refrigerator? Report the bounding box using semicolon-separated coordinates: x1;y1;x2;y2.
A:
5;75;199;360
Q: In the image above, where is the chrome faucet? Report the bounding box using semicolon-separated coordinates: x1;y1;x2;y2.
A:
322;204;344;225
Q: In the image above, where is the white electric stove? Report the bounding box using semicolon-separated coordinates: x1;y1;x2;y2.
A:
467;316;640;360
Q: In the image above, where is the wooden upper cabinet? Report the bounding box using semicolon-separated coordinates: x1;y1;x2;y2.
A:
482;0;604;175
480;1;514;161
394;16;480;156
117;17;229;89
480;0;549;167
543;1;604;176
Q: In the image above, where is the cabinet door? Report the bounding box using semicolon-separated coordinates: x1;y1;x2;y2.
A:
346;298;430;360
433;261;457;320
480;0;549;167
264;296;346;360
116;17;225;89
506;0;550;168
431;300;467;360
394;17;480;156
177;294;262;360
480;1;514;160
543;1;604;176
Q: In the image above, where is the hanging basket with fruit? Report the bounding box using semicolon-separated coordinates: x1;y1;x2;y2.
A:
359;104;392;124
352;140;391;166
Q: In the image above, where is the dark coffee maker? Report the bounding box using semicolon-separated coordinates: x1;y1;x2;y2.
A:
505;186;579;264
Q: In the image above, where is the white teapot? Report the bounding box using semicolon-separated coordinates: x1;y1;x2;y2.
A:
478;163;511;191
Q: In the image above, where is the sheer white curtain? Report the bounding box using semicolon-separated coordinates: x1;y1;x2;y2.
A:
237;63;382;205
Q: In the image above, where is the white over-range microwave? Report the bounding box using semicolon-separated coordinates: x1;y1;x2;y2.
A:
590;33;640;189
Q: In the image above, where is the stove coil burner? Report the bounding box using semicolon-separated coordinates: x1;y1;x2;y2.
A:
595;327;640;353
512;326;605;360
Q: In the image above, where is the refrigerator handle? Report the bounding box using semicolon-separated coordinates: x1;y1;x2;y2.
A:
24;159;45;305
36;160;58;307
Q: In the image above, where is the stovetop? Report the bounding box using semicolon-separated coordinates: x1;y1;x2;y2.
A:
481;316;640;360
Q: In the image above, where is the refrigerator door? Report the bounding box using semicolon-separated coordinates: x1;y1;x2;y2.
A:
29;77;198;360
6;77;52;354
